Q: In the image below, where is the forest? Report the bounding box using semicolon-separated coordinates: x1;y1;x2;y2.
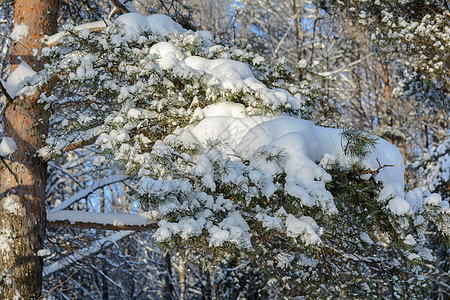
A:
0;0;448;299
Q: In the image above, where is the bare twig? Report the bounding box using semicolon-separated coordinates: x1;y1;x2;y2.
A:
39;264;87;299
358;157;395;176
48;162;85;188
318;52;376;76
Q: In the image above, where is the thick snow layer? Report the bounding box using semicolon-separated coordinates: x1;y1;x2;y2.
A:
116;13;185;38
183;56;301;110
177;115;274;158
177;104;407;215
285;214;322;245
387;196;411;215
146;41;303;111
48;211;154;227
256;213;283;230
197;102;247;119
0;137;17;156
154;218;206;242
424;194;442;206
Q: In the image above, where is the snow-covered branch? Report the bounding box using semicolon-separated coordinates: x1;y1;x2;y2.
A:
50;175;128;212
43;134;100;162
44;20;109;46
43;230;134;278
47;211;157;231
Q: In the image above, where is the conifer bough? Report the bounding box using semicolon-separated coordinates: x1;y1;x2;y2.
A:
4;12;448;298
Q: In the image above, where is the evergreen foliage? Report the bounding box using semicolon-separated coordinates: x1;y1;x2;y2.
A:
341;126;379;159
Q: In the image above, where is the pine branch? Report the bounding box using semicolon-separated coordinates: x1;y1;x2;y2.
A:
44;21;108;47
341;126;379;159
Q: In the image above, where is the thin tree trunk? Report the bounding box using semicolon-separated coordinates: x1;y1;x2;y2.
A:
178;255;187;300
0;1;58;299
381;60;407;162
382;62;394;113
164;251;175;300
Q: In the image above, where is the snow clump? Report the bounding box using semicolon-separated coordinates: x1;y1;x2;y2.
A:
0;137;17;156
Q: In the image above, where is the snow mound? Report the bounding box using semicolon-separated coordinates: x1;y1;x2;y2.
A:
176;105;407;215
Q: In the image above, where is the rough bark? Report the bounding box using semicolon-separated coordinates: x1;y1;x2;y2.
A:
0;1;58;299
163;251;175;300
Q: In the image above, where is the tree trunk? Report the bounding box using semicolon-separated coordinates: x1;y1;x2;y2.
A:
163;251;175;300
0;1;58;299
178;255;186;300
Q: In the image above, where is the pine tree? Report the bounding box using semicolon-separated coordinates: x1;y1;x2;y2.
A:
0;0;59;298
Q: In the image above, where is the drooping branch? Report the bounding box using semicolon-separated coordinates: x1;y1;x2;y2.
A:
48;162;85;188
45;211;158;278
